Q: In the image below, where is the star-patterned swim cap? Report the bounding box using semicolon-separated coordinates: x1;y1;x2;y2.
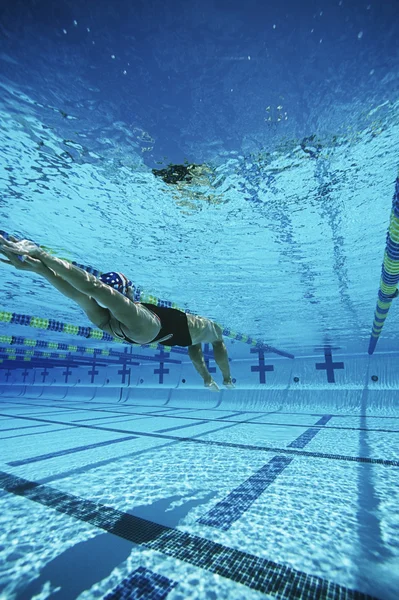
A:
99;272;132;296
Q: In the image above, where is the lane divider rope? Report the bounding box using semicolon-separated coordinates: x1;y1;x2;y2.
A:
368;174;399;354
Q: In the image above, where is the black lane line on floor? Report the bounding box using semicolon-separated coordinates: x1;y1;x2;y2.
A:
0;472;378;600
104;566;177;600
198;416;332;530
287;416;333;449
7;436;138;466
1;411;398;467
6;396;399;421
2;400;398;434
315;415;333;426
198;456;293;530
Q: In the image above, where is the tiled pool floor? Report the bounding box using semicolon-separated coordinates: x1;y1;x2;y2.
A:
0;396;398;599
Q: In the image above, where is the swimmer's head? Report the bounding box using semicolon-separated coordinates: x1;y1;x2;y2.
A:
99;272;133;297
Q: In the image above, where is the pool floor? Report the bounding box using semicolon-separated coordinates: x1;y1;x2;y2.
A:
0;396;398;599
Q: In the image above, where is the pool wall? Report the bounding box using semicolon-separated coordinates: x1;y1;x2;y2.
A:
2;336;399;413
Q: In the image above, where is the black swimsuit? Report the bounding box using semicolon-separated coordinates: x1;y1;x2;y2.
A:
109;303;193;347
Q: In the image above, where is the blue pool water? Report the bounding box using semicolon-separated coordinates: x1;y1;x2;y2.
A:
1;0;399;598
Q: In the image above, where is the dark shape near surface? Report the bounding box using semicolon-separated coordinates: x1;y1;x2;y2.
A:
152;164;201;185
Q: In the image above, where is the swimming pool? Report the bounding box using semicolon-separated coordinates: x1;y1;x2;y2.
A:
1;0;399;598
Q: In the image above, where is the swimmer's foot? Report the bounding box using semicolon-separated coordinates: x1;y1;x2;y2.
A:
223;378;235;389
204;379;220;392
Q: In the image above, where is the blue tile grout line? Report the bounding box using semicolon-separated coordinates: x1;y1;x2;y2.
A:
7;435;138;466
5;397;399;420
0;471;379;600
1;401;398;434
1;410;398;467
2;426;80;442
155;420;210;433
0;423;53;433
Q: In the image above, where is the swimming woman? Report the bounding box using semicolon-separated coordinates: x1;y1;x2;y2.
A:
0;235;233;391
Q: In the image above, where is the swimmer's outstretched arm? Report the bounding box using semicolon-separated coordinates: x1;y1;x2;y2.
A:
1;237;112;299
0;237;103;299
0;237;146;332
0;240;108;325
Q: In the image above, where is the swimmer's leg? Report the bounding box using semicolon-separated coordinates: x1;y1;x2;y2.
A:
40;267;110;327
188;344;220;391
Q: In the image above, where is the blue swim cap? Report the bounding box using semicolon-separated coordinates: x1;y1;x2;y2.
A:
99;272;132;296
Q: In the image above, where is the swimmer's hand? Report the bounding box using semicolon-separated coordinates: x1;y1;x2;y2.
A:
0;236;42;259
0;235;46;274
0;245;44;273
